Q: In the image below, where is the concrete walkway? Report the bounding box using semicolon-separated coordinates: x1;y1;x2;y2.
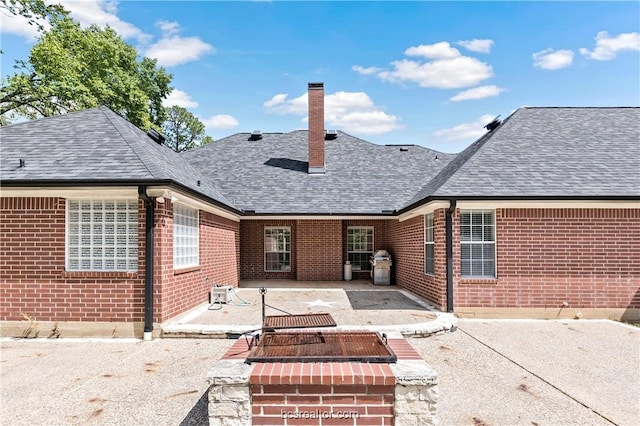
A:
162;283;458;338
1;320;638;425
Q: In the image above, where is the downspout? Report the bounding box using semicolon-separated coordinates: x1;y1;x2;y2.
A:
445;199;456;313
138;186;154;341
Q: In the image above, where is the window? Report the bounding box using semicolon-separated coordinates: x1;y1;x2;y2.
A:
460;210;495;278
347;227;374;271
66;200;138;272
424;213;435;275
174;204;199;269
264;227;291;271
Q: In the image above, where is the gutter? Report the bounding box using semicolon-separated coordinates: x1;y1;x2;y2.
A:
138;186;155;341
2;179;243;217
445;199;456;313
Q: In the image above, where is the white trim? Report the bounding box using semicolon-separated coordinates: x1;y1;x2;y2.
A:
1;186;138;199
242;215;397;221
65;199;139;272
399;199;639;222
398;201;449;222
347;226;374;271
147;187;240;222
460;209;496;279
424;213;435;276
264;226;291;272
173;203;199;270
456;200;640;209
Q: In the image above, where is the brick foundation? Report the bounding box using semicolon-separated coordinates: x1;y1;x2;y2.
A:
208;334;438;425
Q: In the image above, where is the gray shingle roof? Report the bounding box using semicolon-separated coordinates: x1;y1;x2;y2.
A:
2;106;637;216
182;131;454;214
408;107;640;205
0;107;235;209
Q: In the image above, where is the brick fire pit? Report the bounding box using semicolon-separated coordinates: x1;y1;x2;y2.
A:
207;331;438;425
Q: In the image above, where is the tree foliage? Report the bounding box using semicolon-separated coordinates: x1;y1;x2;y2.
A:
0;0;67;32
1;16;172;129
162;105;213;152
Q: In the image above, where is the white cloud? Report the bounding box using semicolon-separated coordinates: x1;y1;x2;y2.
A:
58;0;150;43
579;31;640;60
378;56;493;89
163;89;199;108
532;48;574;70
263;90;401;135
361;41;494;89
324;91;401;134
450;85;505;101
0;11;44;39
433;114;495;141
263;93;289;108
0;0;150;42
202;114;239;130
145;21;214;67
405;41;461;59
456;39;494;53
352;65;383;75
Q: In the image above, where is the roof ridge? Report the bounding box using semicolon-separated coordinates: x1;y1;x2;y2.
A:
98;107;156;177
403;108;520;207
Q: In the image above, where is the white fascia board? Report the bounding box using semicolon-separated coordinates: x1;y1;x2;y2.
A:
1;186;138;199
455;200;640;210
398;201;450;222
241;215;398;221
148;187;240;222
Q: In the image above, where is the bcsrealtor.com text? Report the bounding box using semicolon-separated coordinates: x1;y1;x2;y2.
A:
281;409;359;419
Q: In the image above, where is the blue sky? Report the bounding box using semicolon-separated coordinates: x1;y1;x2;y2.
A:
1;1;639;153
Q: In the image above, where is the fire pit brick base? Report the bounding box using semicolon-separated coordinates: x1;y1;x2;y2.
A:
207;334;438;425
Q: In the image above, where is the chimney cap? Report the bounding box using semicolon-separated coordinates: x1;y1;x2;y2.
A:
308;82;324;89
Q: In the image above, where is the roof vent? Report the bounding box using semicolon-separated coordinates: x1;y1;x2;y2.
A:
400;147;409;152
484;115;502;132
147;128;166;145
249;130;263;141
324;130;338;140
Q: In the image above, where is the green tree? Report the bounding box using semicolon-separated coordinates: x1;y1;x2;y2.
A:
162;105;213;152
0;16;172;128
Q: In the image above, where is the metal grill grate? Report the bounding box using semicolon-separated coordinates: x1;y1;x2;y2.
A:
246;331;397;363
263;313;337;330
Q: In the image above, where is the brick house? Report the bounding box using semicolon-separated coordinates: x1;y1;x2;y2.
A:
1;83;638;337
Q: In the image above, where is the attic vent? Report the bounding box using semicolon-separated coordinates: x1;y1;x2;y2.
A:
249;130;263;141
484;115;502;132
324;130;338;140
400;147;409;152
147;129;166;145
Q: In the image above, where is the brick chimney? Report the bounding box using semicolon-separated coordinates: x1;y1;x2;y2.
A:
307;82;325;174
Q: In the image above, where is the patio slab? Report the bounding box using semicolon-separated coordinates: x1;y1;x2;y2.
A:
161;281;457;338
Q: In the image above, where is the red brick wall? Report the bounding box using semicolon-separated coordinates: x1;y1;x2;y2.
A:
241;220;392;282
240;220;297;280
296;220;342;281
388;211;447;309
454;208;640;310
343;220;389;280
0;197;146;322
153;201;240;322
0;197;240;325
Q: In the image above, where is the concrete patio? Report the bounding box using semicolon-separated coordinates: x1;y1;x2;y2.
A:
161;280;458;338
1;319;637;425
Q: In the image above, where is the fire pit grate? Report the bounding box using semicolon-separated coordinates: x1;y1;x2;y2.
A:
246;331;397;363
263;313;337;330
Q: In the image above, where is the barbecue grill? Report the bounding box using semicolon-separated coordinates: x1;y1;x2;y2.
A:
370;249;392;285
